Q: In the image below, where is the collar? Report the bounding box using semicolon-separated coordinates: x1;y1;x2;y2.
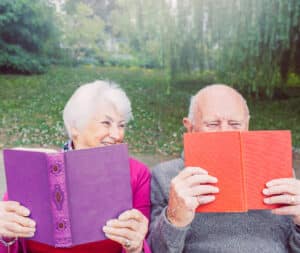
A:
63;140;74;151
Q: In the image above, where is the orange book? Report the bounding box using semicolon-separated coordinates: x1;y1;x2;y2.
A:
184;130;293;212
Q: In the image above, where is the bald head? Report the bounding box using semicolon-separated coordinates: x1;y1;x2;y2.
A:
184;84;250;132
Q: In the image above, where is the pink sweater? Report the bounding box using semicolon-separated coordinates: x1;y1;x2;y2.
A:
1;158;151;253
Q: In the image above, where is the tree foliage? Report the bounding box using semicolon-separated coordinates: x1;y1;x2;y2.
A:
108;0;300;94
0;0;60;74
62;1;105;63
2;0;299;93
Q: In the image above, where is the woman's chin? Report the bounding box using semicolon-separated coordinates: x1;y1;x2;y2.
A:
99;142;114;147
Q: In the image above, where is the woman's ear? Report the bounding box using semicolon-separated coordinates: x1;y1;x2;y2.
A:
70;127;79;140
183;117;193;132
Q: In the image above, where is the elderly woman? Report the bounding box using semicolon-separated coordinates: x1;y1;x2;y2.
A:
0;81;151;253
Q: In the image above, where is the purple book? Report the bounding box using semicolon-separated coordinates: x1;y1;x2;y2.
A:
3;144;132;247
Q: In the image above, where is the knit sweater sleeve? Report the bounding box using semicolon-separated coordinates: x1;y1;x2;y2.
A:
148;160;190;253
288;224;300;252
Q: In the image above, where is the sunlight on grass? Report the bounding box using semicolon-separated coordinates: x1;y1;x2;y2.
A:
0;66;299;155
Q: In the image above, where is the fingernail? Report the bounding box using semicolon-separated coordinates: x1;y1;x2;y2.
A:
23;208;30;216
107;220;113;226
209;195;215;201
262;189;269;195
211;178;217;183
264;198;270;204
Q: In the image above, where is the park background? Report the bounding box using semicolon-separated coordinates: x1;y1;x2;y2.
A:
0;0;300;196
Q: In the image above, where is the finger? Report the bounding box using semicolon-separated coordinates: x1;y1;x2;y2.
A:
264;194;299;205
0;231;33;238
177;167;208;180
104;233;139;250
263;184;299;196
106;219;140;231
196;195;216;205
189;185;219;196
4;203;30;217
5;222;36;235
118;209;145;222
15;232;35;238
271;205;300;216
1;201;20;210
0;230;20;238
266;178;298;187
184;174;218;186
6;213;36;228
103;226;136;240
0;228;33;238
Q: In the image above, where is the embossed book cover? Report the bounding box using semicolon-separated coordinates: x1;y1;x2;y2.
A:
184;130;293;212
3;144;132;247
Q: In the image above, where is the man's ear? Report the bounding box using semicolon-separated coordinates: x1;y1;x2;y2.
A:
183;117;193;132
245;115;250;130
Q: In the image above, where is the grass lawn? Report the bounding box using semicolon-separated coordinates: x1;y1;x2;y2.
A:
0;66;299;155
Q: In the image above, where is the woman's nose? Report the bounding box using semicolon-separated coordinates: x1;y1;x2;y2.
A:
109;125;121;140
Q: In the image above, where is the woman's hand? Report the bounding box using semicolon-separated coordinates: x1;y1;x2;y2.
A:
103;209;148;253
263;178;300;225
0;201;36;238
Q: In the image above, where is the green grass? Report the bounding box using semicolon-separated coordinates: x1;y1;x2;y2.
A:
0;66;299;155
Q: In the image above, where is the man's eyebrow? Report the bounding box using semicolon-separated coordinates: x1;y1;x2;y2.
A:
203;120;220;123
203;119;220;122
228;119;242;122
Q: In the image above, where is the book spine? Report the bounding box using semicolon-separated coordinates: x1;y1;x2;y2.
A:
240;132;248;211
47;153;72;247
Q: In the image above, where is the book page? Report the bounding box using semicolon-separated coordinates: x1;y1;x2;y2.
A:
184;132;246;212
242;130;293;210
12;147;58;153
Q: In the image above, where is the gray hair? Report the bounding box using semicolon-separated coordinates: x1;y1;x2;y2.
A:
63;80;133;138
187;84;250;124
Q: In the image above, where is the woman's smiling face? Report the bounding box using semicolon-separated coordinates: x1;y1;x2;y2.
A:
71;104;126;150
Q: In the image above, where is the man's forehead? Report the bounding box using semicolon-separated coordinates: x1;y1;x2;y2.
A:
196;93;247;120
201;114;245;121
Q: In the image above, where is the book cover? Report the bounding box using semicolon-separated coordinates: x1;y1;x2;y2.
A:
3;144;132;247
184;130;293;212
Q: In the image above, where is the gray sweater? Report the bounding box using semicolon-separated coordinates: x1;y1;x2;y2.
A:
148;158;300;253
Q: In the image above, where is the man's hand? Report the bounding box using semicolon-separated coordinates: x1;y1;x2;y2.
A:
167;167;218;227
0;201;35;238
263;178;300;225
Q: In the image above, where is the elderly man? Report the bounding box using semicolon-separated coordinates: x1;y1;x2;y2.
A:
149;84;300;252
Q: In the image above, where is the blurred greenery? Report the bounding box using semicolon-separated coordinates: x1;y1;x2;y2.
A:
1;0;300;96
287;73;300;87
0;0;61;74
0;66;299;155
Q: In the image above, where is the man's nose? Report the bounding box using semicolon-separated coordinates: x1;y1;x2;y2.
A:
220;122;232;132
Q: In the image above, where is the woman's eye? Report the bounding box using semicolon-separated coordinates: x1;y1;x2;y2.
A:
101;121;111;127
119;124;126;128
